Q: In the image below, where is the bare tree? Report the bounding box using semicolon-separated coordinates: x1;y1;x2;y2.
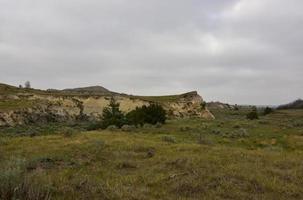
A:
24;81;31;89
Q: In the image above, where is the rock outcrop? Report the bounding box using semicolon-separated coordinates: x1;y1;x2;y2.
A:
0;84;214;127
160;91;214;119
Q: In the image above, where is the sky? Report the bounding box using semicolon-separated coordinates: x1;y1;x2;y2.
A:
0;0;302;105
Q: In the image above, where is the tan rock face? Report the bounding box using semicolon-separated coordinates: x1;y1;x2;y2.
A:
82;97;109;116
162;92;214;119
79;96;149;120
0;92;214;127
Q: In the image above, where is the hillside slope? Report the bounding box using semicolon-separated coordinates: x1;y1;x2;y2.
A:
62;86;112;95
277;99;303;110
1;110;303;199
0;83;214;127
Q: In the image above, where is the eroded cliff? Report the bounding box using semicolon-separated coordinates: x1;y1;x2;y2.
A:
0;84;214;127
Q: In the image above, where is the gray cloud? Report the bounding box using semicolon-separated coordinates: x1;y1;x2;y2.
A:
0;0;302;105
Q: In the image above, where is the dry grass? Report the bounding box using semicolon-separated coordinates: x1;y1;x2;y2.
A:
1;109;303;199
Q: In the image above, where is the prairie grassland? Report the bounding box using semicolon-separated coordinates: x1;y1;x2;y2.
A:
1;109;303;199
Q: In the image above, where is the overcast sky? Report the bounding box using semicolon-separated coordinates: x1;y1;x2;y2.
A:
0;0;302;105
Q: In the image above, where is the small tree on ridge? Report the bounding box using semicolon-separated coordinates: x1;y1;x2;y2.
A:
24;81;31;89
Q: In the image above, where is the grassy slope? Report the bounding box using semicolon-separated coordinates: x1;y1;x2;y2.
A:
133;92;198;103
0;83;45;111
134;95;181;103
0;100;36;111
0;83;107;112
1;109;303;199
0;83;47;95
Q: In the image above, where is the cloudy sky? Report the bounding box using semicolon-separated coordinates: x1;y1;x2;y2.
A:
0;0;302;105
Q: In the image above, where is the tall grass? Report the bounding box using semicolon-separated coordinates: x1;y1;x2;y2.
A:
0;157;52;200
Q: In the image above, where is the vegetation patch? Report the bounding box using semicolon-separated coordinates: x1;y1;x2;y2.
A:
0;157;53;200
100;97;166;129
1;107;303;199
0;100;36;111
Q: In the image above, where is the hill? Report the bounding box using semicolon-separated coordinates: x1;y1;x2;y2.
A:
133;91;200;103
0;83;214;127
277;99;303;109
61;86;112;95
1;83;303;200
0;83;113;96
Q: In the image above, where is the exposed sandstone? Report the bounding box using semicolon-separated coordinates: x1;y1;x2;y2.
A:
0;90;214;127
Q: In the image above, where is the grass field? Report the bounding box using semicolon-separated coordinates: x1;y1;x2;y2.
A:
1;109;303;199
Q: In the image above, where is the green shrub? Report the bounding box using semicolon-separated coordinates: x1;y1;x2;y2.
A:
263;107;273;115
234;104;239;110
126;104;166;126
85;122;103;131
101;97;126;129
0;158;26;199
101;98;166;129
247;107;259;120
247;111;259;120
0;157;52;200
200;102;206;110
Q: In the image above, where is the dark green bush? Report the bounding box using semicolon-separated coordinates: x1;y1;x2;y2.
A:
263;107;273;115
101;99;166;129
101;97;126;129
234;104;239;110
126;104;166;126
200;101;206;110
247;107;259;120
85;122;103;131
